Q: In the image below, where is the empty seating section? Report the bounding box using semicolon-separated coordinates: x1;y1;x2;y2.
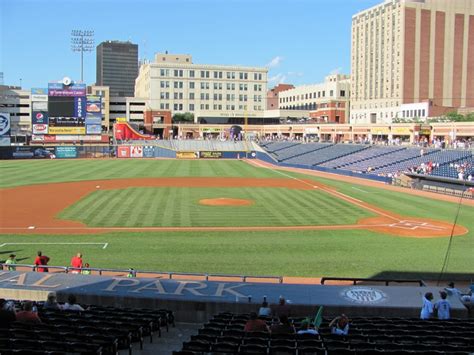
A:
321;146;406;169
0;300;174;355
264;142;301;153
129;140;251;152
261;142;473;180
285;145;368;166
271;143;333;162
175;312;474;354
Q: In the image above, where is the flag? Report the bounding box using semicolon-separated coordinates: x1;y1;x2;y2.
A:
313;306;323;328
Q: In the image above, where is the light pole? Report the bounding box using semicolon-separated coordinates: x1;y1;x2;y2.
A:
71;30;94;82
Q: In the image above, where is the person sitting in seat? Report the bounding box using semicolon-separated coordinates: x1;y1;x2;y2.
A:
62;295;85;311
244;312;269;332
16;301;41;324
329;314;349;335
297;320;319;335
271;296;291;318
258;301;272;317
270;315;296;334
44;292;63;310
0;298;16;324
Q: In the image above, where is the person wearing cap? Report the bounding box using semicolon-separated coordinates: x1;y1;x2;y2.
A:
435;291;451;320
5;254;17;271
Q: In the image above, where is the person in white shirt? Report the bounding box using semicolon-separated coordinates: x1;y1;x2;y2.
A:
258;301;271;317
445;282;462;299
62;295;85;312
420;292;434;320
435;291;451;320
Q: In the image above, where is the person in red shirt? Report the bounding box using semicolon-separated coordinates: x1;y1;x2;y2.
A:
70;252;83;274
244;312;269;333
34;251;50;272
16;301;41;324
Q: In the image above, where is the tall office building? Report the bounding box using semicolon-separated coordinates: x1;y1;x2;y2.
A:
135;53;267;123
351;0;474;124
96;41;138;97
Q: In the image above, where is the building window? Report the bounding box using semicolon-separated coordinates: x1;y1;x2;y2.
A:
340;90;346;97
189;70;195;78
189;82;195;89
189;104;194;111
190;93;195;100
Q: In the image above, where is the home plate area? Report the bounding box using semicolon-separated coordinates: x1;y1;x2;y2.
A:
389;220;445;231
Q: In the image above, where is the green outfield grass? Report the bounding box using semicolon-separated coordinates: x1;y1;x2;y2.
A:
1;159;473;278
58;186;374;227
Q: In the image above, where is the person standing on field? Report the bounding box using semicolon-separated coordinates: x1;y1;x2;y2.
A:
70;253;83;274
5;254;17;271
34;251;50;272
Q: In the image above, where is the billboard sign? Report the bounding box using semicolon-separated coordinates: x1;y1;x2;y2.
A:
143;146;155;158
200;151;223;159
48;127;86;135
32;111;49;124
31;94;48;102
86;124;102;134
48;82;86;97
86;96;101;112
31;88;48;95
130;146;143;158
85;112;102;125
0;113;11;137
0;136;11;146
74;97;86;118
117;146;130;158
55;146;78;159
32;101;48;111
33;124;48;134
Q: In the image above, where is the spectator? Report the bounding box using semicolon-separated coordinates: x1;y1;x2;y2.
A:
44;292;62;310
81;263;91;275
0;298;16;324
461;290;474;303
329;314;350;335
5;254;17;271
244;312;269;333
271;296;291;318
34;251;50;272
420;292;434;319
297;320;319;335
63;295;85;312
435;291;451;320
258;301;272;317
70;253;83;274
127;268;136;278
16;301;41;324
445;282;462;299
270;315;296;334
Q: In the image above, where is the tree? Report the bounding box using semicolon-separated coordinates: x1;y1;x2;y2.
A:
172;112;195;123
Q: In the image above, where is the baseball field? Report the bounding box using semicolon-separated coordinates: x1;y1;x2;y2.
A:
0;159;473;279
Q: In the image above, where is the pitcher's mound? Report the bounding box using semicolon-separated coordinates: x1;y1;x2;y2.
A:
199;198;254;206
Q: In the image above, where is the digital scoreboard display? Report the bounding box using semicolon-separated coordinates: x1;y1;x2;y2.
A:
48;96;76;117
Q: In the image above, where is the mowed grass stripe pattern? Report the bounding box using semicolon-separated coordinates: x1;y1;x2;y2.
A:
0;160;277;188
58;187;375;227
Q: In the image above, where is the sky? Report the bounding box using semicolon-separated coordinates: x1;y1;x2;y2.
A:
0;0;381;90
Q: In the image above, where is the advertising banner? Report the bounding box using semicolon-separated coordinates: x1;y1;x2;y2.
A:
130;146;143;158
0;136;11;146
86;96;102;113
31;94;48;102
176;151;198;159
32;111;49;125
199;151;222;159
86;124;102;134
31;88;48;95
33;124;48;134
370;127;391;135
55;146;78;159
143;146;155;158
392;127;411;135
11;147;56;159
48;127;86;135
48;83;87;97
74;97;86;118
85;113;102;125
0;113;11;137
117;146;130;158
32;101;48;111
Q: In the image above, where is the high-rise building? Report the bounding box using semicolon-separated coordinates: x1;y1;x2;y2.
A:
96;41;138;97
135;53;268;123
350;0;474;124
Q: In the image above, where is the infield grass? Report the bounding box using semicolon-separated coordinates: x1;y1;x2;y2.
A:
1;159;473;278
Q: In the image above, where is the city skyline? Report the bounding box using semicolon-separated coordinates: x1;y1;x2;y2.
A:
1;0;381;90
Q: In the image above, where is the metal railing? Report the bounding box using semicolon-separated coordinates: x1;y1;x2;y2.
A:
320;277;426;287
0;263;283;283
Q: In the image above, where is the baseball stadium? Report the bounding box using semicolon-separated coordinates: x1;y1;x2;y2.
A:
1;133;474;354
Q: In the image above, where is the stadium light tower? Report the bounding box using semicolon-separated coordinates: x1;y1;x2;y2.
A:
71;30;95;82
